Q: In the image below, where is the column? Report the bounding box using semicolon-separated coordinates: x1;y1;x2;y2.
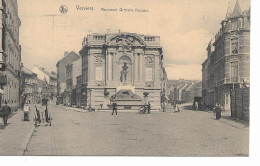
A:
108;52;112;81
88;54;93;81
139;53;143;82
134;53;138;83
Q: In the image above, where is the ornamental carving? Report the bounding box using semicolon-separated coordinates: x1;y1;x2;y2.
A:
107;33;146;52
145;81;154;87
94;54;105;63
144;56;154;63
94;81;105;87
226;55;239;62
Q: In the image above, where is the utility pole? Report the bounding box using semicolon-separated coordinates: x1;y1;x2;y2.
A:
41;15;62;101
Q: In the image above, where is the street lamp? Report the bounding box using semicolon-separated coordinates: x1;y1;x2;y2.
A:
88;89;92;110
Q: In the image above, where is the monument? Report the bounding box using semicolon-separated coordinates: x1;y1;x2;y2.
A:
79;32;167;110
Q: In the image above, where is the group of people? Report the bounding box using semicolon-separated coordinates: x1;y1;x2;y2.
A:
0;100;32;126
0;99;50;126
111;100;151;115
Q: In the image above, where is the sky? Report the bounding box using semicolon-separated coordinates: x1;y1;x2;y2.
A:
17;0;250;80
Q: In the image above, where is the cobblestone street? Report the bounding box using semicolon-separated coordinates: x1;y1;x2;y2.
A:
23;103;249;156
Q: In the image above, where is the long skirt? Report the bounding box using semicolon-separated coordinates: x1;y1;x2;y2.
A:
216;111;221;119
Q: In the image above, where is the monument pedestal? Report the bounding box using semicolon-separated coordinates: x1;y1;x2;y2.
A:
116;84;135;93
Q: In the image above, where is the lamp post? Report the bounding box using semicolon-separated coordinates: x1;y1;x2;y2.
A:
88;89;92;110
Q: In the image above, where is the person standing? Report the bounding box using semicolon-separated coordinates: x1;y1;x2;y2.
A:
23;102;31;121
194;101;199;111
214;103;222;120
112;100;117;115
171;102;175;113
147;102;151;114
175;103;180;112
1;101;11;125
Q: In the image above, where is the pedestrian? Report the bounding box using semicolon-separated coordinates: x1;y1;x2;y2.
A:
23;101;31;121
147;102;151;114
45;105;49;123
0;100;12;125
112;100;117;115
214;103;222;120
194;101;199;111
162;102;165;112
175;103;180;112
171;102;175;113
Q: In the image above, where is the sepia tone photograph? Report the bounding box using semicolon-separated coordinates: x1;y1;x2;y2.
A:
0;0;254;158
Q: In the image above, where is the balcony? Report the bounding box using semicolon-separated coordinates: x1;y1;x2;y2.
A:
224;77;241;84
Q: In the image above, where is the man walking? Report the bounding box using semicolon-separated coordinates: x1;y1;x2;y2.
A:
112;100;117;115
214;103;222;120
1;101;11;125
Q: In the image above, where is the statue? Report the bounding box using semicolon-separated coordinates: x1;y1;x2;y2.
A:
120;63;128;83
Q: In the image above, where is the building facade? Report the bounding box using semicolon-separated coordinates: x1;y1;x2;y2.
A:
64;63;73;106
71;58;82;107
32;65;57;102
0;0;21;109
202;0;250;111
80;32;165;110
36;77;49;103
56;51;80;104
168;79;201;103
20;66;38;106
64;57;82;106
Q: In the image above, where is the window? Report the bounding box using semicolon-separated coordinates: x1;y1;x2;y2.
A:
231;61;238;82
145;67;153;81
231;39;238;54
232;21;237;30
95;66;103;81
238;18;243;29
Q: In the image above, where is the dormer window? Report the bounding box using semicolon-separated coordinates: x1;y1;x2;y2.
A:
238;18;243;29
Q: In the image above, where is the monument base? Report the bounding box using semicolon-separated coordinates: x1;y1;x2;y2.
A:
116;85;135;93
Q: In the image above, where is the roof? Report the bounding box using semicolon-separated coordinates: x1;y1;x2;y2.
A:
21;66;36;75
225;2;232;19
36;66;57;79
56;51;80;66
232;0;242;17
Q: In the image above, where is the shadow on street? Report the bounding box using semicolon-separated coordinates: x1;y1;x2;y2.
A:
221;115;249;127
183;105;249;127
0;123;9;130
182;105;208;112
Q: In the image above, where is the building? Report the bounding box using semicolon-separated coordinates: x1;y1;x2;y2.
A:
79;32;166;110
71;58;82;107
20;66;38;106
36;77;49;103
168;79;201;103
56;51;80;104
64;58;82;106
0;0;21;109
182;81;202;103
202;0;250;111
75;75;82;107
32;65;57;101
